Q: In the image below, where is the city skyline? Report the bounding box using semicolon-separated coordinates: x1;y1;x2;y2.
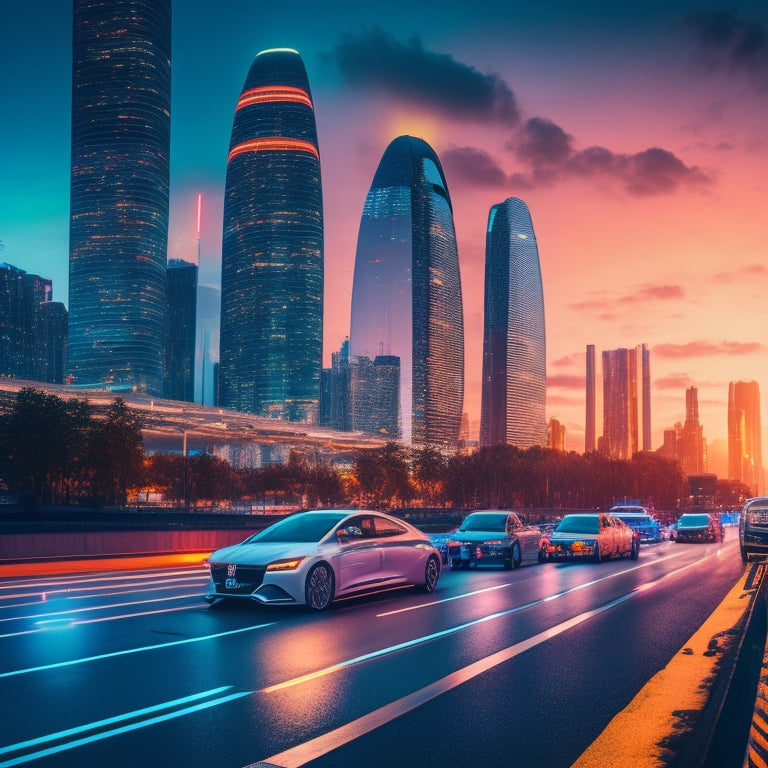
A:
2;1;767;469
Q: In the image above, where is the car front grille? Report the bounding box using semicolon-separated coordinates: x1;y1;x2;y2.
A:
210;563;267;595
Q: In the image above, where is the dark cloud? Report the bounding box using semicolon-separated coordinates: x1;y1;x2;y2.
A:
327;27;519;123
570;284;685;315
548;374;585;389
655;373;696;390
653;340;766;358
512;119;711;195
713;263;767;282
441;146;509;187
683;11;768;86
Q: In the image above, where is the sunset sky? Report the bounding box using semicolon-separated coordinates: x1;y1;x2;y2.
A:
2;0;767;474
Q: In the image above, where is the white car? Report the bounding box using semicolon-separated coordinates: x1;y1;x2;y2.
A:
204;509;441;610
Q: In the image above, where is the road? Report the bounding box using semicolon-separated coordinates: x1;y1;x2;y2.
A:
0;537;749;768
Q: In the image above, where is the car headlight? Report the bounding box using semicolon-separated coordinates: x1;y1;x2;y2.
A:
266;557;306;572
446;540;460;548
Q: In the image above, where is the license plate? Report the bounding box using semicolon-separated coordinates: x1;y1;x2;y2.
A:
225;578;238;589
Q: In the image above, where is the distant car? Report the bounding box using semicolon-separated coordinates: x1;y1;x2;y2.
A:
740;497;768;562
609;506;662;543
443;510;543;569
204;509;441;610
675;513;723;543
540;513;639;563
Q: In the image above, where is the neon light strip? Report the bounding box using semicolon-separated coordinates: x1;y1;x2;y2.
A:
0;622;275;678
237;86;312;110
228;137;319;162
0;690;253;766
0;687;234;756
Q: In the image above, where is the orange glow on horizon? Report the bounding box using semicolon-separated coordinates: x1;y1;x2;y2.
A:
236;86;313;111
228;137;320;162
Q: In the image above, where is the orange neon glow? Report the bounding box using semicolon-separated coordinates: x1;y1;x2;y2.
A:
196;193;202;237
228;137;319;162
236;86;312;111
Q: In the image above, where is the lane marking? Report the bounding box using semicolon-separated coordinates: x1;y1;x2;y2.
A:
264;549;703;694
0;568;209;593
0;687;235;756
0;690;252;767
0;622;275;678
0;592;205;625
253;591;641;768
377;547;690;617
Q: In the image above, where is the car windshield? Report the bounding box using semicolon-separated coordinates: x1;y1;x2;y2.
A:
555;516;599;535
245;512;349;543
460;513;508;532
678;514;710;528
617;515;652;526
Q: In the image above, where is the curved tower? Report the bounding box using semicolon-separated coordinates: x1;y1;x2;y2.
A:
219;48;323;421
350;136;464;447
480;197;546;448
68;0;171;394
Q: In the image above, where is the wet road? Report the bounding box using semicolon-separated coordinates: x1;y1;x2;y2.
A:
0;537;745;767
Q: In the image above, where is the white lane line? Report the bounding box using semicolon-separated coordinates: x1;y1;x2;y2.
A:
254;552;713;768
377;547;690;617
0;568;209;592
0;689;252;767
0;591;205;625
0;622;275;678
253;592;640;768
264;549;707;694
0;686;235;756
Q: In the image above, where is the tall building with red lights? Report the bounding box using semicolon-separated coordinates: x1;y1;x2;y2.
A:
728;380;763;494
219;49;323;422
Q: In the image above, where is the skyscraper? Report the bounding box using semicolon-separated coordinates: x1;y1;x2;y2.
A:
165;259;198;402
601;347;638;460
68;0;171;394
479;197;546;448
349;136;464;447
585;344;596;452
640;342;651;452
219;48;323;422
679;386;706;475
728;380;763;494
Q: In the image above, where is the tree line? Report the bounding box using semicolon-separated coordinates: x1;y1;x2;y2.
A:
0;388;746;513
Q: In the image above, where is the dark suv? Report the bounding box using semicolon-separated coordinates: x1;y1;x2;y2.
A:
739;497;768;562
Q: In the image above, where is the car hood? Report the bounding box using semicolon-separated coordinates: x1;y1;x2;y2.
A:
209;541;318;565
451;530;509;542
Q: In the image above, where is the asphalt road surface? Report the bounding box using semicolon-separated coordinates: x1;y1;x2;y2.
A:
0;537;747;768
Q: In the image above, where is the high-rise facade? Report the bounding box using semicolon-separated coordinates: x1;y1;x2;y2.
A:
165;259;198;402
479;197;546;448
585;344;596;452
640;343;651;451
219;49;323;422
728;380;763;494
0;263;67;383
349;135;464;447
680;386;706;475
68;0;171;394
601;348;638;460
348;355;401;439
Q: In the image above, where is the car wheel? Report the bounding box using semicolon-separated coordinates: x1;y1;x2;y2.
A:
593;544;602;564
538;545;548;564
513;541;522;568
421;555;440;592
630;538;639;560
741;546;749;563
305;562;334;611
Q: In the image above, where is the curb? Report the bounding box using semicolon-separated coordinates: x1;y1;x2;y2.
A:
571;562;764;768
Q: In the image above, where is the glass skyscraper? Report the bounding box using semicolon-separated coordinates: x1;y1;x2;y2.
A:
165;259;198;402
68;0;171;394
219;48;323;422
480;198;546;448
350;135;464;447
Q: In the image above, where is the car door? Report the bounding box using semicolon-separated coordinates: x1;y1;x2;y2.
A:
334;515;384;594
600;514;617;557
507;514;538;562
372;515;413;581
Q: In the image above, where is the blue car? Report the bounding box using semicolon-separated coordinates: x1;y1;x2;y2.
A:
610;505;662;543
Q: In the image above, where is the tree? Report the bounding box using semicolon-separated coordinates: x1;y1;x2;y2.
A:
89;398;144;506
